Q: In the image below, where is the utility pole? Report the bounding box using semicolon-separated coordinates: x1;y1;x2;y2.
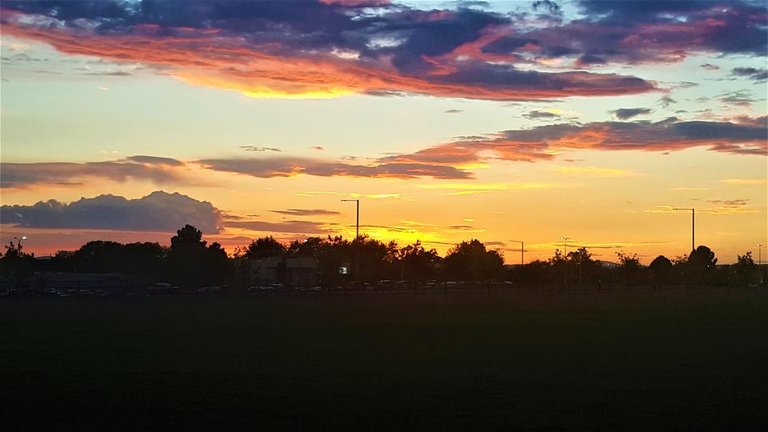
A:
673;207;695;253
341;199;360;239
509;240;524;267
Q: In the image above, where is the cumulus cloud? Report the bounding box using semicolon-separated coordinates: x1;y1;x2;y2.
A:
612;108;652;120
0;191;222;233
0;156;191;188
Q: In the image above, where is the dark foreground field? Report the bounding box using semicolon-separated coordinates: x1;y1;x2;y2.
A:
1;289;767;431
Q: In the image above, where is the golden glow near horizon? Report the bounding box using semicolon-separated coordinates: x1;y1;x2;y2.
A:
1;1;766;264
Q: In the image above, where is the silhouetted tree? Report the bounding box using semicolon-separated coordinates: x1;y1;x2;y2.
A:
168;225;229;289
567;247;600;286
245;236;286;259
682;245;718;286
443;239;504;283
519;259;550;285
72;240;125;273
649;255;673;289
349;235;397;283
0;239;35;291
397;241;440;282
733;251;758;288
171;224;206;250
316;236;348;289
286;237;326;258
616;251;642;289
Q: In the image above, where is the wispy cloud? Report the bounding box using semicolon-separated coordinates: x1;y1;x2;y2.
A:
196;157;471;180
731;67;768;82
612;108;652;120
270;208;341;217
645;200;758;216
383;116;768;170
0;155;194;188
225;220;332;234
240;146;282;152
722;178;767;186
551;166;642;178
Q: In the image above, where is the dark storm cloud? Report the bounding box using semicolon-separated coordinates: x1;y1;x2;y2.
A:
612;108;652;120
0;191;222;233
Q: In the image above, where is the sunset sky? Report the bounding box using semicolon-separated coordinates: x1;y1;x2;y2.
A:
1;0;766;264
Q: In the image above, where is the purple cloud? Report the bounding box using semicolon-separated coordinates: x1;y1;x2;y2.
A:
0;191;222;233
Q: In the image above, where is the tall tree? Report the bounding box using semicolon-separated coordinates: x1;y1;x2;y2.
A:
168;225;229;289
649;255;673;289
398;241;440;282
683;245;718;286
443;239;504;282
0;239;35;291
733;251;758;287
245;236;286;260
616;251;642;289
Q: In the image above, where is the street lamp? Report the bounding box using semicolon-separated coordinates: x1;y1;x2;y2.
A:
672;207;695;253
561;236;571;257
13;236;27;251
341;199;360;239
509;240;524;267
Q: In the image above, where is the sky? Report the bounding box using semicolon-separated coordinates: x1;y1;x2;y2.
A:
1;0;766;264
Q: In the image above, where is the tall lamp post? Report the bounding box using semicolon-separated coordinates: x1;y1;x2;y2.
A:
561;236;571;257
673;207;695;253
341;199;360;239
509;240;524;267
13;236;27;252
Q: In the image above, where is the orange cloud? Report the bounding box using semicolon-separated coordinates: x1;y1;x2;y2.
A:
0;10;656;101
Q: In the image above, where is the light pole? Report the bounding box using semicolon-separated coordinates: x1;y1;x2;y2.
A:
13;236;27;252
758;244;765;285
509;240;524;267
561;236;570;257
673;207;695;253
341;199;360;239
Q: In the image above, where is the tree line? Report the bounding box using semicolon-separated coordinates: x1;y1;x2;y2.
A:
1;224;764;293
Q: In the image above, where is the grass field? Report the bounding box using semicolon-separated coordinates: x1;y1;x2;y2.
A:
1;289;767;431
